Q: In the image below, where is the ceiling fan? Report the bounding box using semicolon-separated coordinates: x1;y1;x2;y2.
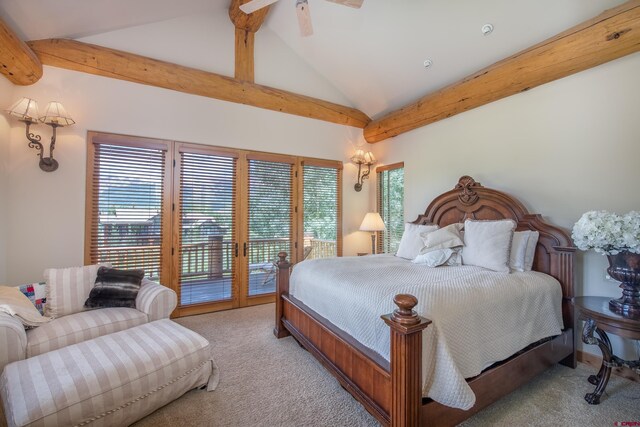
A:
239;0;363;37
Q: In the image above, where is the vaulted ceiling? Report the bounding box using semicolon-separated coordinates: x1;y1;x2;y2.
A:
0;0;628;119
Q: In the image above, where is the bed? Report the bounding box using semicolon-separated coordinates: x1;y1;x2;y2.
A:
274;176;576;427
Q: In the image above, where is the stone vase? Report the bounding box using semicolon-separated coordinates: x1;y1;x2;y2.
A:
607;250;640;319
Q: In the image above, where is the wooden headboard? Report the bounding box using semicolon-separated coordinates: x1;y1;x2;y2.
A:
412;176;576;326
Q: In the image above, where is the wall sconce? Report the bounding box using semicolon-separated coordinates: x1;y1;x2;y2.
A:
6;97;75;172
351;149;376;192
359;212;386;254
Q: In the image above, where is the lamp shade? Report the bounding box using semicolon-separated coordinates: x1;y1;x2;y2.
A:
351;149;365;164
39;101;75;126
6;97;39;123
359;212;386;232
363;151;376;165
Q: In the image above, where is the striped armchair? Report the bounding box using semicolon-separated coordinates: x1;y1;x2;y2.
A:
0;278;177;375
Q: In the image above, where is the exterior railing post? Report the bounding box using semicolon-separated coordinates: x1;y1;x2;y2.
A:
274;251;291;338
382;294;431;427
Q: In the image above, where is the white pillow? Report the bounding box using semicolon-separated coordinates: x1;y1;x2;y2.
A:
461;219;516;273
0;286;52;328
509;231;530;272
419;223;464;254
396;223;439;260
44;263;110;318
413;248;462;267
524;231;540;271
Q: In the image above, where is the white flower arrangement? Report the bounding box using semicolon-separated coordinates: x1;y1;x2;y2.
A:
572;210;640;255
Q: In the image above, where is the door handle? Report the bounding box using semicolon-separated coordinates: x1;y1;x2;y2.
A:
244;242;247;257
235;242;239;257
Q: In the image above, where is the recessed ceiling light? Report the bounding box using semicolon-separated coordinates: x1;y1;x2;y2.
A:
482;24;494;36
423;59;433;69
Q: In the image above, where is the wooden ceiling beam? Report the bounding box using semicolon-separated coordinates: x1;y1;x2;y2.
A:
229;0;269;82
0;17;42;85
28;38;370;128
363;0;640;143
229;0;272;33
234;28;255;82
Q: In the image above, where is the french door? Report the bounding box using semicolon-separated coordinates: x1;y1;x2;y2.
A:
244;154;295;306
86;132;341;317
174;144;240;314
173;146;296;315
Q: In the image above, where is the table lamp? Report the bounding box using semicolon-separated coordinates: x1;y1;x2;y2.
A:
360;212;386;254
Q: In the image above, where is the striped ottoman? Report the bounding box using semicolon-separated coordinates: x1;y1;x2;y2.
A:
0;319;219;427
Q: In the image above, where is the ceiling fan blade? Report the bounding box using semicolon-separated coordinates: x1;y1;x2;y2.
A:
296;0;313;37
325;0;363;9
239;0;281;15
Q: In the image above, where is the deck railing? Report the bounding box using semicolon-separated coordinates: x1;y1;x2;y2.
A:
307;239;337;259
98;238;338;282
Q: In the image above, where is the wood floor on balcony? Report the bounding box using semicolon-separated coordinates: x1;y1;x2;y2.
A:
180;270;275;306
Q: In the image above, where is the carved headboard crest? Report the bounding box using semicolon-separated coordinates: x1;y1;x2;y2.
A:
410;175;576;320
454;175;482;206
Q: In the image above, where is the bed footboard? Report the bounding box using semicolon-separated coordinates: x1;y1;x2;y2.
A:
275;252;431;427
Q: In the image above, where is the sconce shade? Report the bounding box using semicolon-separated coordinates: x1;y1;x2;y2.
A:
359;212;386;232
39;101;75;126
364;151;376;164
6;97;39;123
351;149;366;164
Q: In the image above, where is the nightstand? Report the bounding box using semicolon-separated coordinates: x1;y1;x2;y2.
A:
574;296;640;404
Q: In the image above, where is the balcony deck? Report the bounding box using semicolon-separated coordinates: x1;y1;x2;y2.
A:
180;270;275;305
98;237;336;306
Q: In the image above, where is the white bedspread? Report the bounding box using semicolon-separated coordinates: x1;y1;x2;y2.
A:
289;254;563;410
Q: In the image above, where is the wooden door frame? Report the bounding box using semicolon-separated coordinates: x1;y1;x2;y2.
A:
243;152;297;307
84;131;174;295
172;142;242;317
85;131;344;318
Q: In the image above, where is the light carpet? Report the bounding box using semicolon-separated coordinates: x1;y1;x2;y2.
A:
134;304;640;427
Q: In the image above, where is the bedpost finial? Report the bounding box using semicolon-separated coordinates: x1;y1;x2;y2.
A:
277;252;290;269
391;294;420;326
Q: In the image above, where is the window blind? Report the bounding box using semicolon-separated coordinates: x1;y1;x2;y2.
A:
247;158;293;296
303;164;339;260
178;150;237;306
377;165;404;254
87;132;344;316
89;143;167;281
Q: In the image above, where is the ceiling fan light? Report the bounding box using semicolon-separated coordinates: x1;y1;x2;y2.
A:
296;0;313;37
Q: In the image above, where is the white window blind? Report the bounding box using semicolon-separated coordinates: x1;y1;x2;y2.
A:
178;150;237;306
89;143;167;281
303;164;340;260
247;158;293;296
377;165;404;254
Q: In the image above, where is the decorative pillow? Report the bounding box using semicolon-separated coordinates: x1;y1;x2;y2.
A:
524;231;540;271
509;231;530;272
396;223;439;260
84;267;145;310
419;223;464;254
44;263;110;318
461;219;516;273
17;281;47;315
0;286;52;328
413;248;462;267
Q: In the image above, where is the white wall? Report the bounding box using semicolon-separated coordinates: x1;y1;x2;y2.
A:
0;77;13;283
372;52;640;359
4;13;371;284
